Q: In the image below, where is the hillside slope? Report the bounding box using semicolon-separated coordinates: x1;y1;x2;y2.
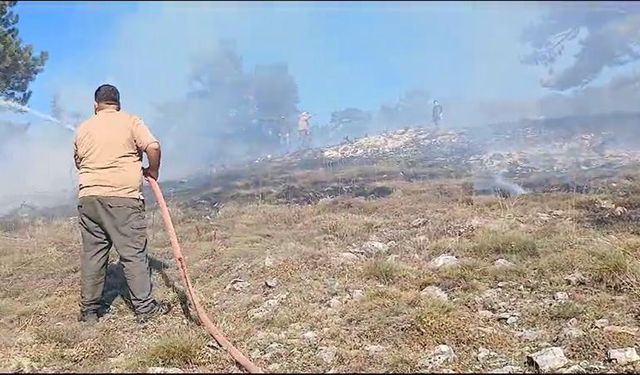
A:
3;117;640;373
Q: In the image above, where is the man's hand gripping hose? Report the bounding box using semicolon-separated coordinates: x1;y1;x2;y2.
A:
146;177;262;373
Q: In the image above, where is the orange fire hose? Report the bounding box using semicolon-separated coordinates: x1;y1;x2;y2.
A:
147;177;262;374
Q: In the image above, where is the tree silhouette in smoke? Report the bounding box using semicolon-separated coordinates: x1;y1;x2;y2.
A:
375;89;432;130
522;2;640;91
329;107;372;137
252;63;299;147
157;39;301;168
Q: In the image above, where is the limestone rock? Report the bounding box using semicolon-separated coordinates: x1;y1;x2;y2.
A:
421;345;457;370
607;348;640;365
526;347;569;372
428;255;459;269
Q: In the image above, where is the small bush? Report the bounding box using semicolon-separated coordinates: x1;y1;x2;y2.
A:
365;259;403;285
548;302;588;321
143;333;205;367
473;230;538;259
35;326;81;347
588;248;640;293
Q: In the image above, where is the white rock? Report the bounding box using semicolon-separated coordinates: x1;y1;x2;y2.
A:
264;256;274;267
607;348;640;365
428;255;459;269
351;289;365;301
594;319;609;329
225;278;250;292
527;347;569;372
497;312;512;321
519;329;543;342
494;259;515;267
327;297;342;309
477;347;497;363
317;346;337;364
421;345;457;369
350;241;390;257
555;292;569;302
497;312;519;325
247;293;288;319
365;345;387;356
560;327;585;339
265;278;278;288
564;272;587;286
478;310;495;319
420;286;449;301
302;331;319;345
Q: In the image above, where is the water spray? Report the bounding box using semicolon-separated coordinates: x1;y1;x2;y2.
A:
0;98;75;132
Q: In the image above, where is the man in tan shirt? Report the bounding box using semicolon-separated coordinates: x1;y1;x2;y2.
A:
74;84;169;323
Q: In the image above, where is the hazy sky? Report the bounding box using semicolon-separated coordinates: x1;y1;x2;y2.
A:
15;1;548;124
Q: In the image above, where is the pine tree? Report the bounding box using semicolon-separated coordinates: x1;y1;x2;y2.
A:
0;1;48;105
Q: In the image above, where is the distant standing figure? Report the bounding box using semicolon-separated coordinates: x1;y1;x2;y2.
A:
298;111;311;148
432;100;443;127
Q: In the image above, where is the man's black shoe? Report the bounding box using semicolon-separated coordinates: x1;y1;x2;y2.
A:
136;302;172;324
78;311;99;324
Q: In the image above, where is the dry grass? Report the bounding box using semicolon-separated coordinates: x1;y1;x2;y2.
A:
364;259;404;285
3;160;640;373
139;332;209;368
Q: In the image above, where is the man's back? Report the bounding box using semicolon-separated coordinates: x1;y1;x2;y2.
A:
74;109;157;199
75;84;167;324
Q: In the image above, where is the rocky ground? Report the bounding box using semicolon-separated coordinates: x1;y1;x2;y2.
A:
3;119;640;373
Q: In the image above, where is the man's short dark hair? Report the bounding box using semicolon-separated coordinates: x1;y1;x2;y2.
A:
94;84;120;105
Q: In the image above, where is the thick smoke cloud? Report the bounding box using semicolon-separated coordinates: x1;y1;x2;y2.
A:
522;2;640;91
154;40;300;177
472;71;640;125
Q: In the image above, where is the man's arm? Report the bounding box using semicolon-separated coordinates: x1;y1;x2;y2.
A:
73;137;81;170
132;116;161;180
143;142;161;180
